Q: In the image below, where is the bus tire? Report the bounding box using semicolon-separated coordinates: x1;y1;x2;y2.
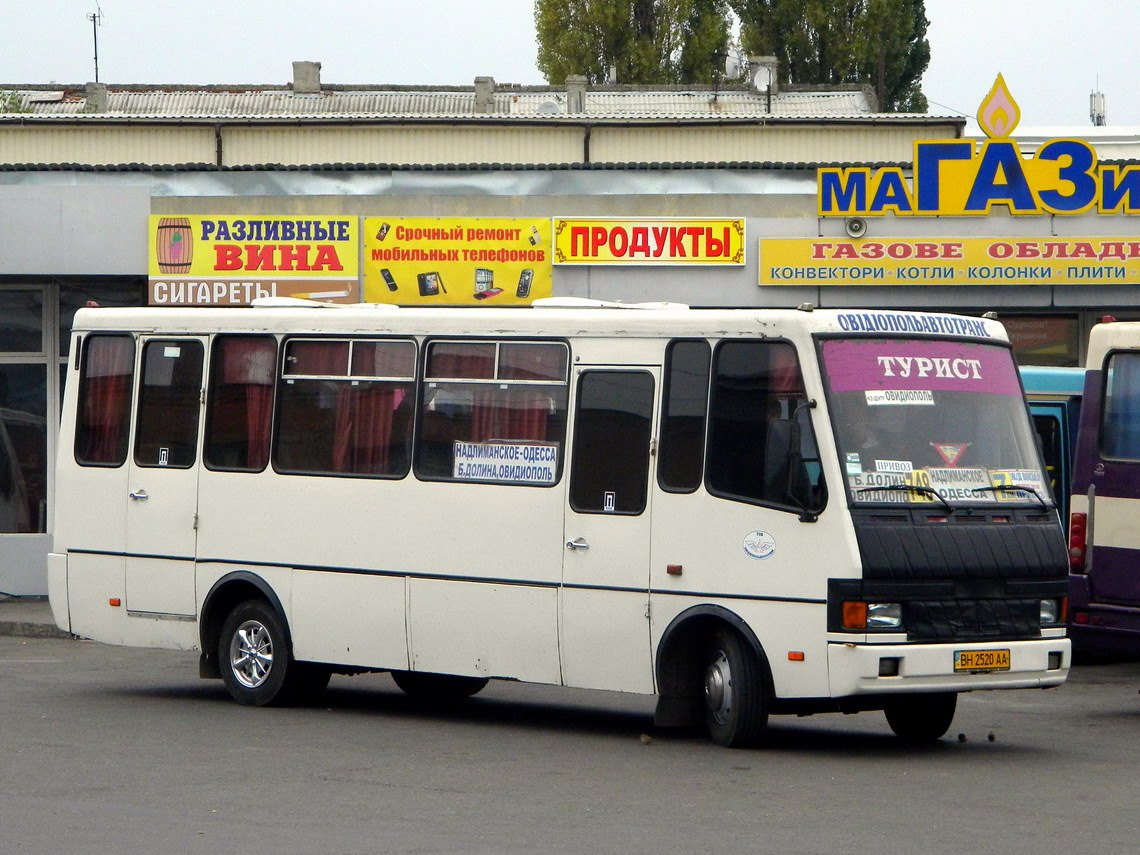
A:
703;627;770;748
884;692;957;742
219;599;329;707
391;670;489;701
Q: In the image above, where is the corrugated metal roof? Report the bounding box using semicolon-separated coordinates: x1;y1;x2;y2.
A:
0;160;904;173
0;83;891;120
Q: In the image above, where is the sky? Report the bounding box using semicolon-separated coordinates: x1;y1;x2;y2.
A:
1;0;1137;128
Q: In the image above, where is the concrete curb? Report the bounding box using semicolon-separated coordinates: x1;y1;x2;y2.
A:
0;596;76;640
0;620;75;640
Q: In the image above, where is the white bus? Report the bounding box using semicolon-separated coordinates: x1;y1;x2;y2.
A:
49;300;1070;747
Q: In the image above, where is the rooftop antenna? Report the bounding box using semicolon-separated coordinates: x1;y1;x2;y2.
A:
87;5;103;82
1090;75;1106;126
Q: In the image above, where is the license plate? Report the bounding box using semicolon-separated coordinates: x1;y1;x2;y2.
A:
954;648;1011;672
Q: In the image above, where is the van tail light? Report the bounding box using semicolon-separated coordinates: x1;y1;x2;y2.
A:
1068;512;1087;573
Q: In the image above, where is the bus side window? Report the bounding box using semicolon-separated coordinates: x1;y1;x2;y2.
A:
658;339;710;493
204;335;277;472
1101;352;1140;460
706;340;824;512
414;340;569;484
75;334;135;467
134;339;204;469
274;338;416;478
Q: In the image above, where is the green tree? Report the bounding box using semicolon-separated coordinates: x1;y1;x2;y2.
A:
0;90;31;113
729;0;930;111
535;0;735;86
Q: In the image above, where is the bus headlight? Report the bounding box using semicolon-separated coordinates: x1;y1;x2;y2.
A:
842;601;902;630
1040;598;1067;627
867;602;902;628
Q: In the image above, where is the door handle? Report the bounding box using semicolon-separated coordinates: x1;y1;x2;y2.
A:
129;490;149;501
565;537;589;550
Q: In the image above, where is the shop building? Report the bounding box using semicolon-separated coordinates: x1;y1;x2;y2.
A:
0;63;1134;593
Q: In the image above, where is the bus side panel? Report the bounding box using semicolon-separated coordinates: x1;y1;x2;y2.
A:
67;551;196;649
560;588;653;693
407;578;560;683
1067;367;1140;652
650;491;844;700
1071;369;1140;602
289;569;408;670
650;595;829;700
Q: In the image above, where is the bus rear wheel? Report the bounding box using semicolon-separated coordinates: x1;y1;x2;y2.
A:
391;670;489;701
218;599;330;706
703;627;770;748
884;692;957;742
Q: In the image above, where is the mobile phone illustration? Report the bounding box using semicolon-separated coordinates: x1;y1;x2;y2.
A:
381;268;398;291
516;268;534;298
475;267;494;292
417;272;445;297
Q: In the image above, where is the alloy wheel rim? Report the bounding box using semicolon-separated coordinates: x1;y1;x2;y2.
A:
230;619;273;689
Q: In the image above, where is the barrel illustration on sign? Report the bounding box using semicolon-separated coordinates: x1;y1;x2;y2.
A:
155;217;193;274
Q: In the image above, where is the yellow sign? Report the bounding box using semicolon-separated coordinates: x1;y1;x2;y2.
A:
760;237;1140;286
818;75;1140;217
148;215;360;306
553;218;744;265
362;217;551;305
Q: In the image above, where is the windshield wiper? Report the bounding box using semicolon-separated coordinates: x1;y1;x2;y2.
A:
855;483;953;511
968;484;1049;508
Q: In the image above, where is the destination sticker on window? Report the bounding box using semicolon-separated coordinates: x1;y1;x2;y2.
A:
989;470;1046;501
875;459;913;473
453;441;558;485
865;389;934;406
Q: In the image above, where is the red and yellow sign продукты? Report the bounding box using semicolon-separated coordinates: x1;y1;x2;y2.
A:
760;237;1140;287
362;217;552;306
553;218;745;265
148;215;360;306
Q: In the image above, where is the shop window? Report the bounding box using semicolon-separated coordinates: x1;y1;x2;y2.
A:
134;339;204;469
1002;316;1079;367
0;290;44;353
275;338;416;478
75;334;135;467
0;364;47;532
205;336;277;472
416;340;568;484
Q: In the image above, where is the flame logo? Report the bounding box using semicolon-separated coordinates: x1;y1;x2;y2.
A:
977;74;1021;139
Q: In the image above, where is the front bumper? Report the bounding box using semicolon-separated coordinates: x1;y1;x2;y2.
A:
828;636;1070;696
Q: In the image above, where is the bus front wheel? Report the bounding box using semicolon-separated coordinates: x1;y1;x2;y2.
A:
703;627;770;748
218;599;330;706
884;692;957;741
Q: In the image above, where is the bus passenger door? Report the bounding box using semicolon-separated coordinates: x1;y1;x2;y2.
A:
561;368;657;693
124;337;205;617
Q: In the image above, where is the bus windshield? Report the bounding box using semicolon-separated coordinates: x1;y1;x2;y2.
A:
820;338;1049;507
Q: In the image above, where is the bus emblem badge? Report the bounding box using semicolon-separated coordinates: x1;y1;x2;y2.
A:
742;531;776;561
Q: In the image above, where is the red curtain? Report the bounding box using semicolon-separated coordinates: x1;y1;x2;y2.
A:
332;385;398;474
77;336;135;464
472;387;549;442
219;337;276;469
